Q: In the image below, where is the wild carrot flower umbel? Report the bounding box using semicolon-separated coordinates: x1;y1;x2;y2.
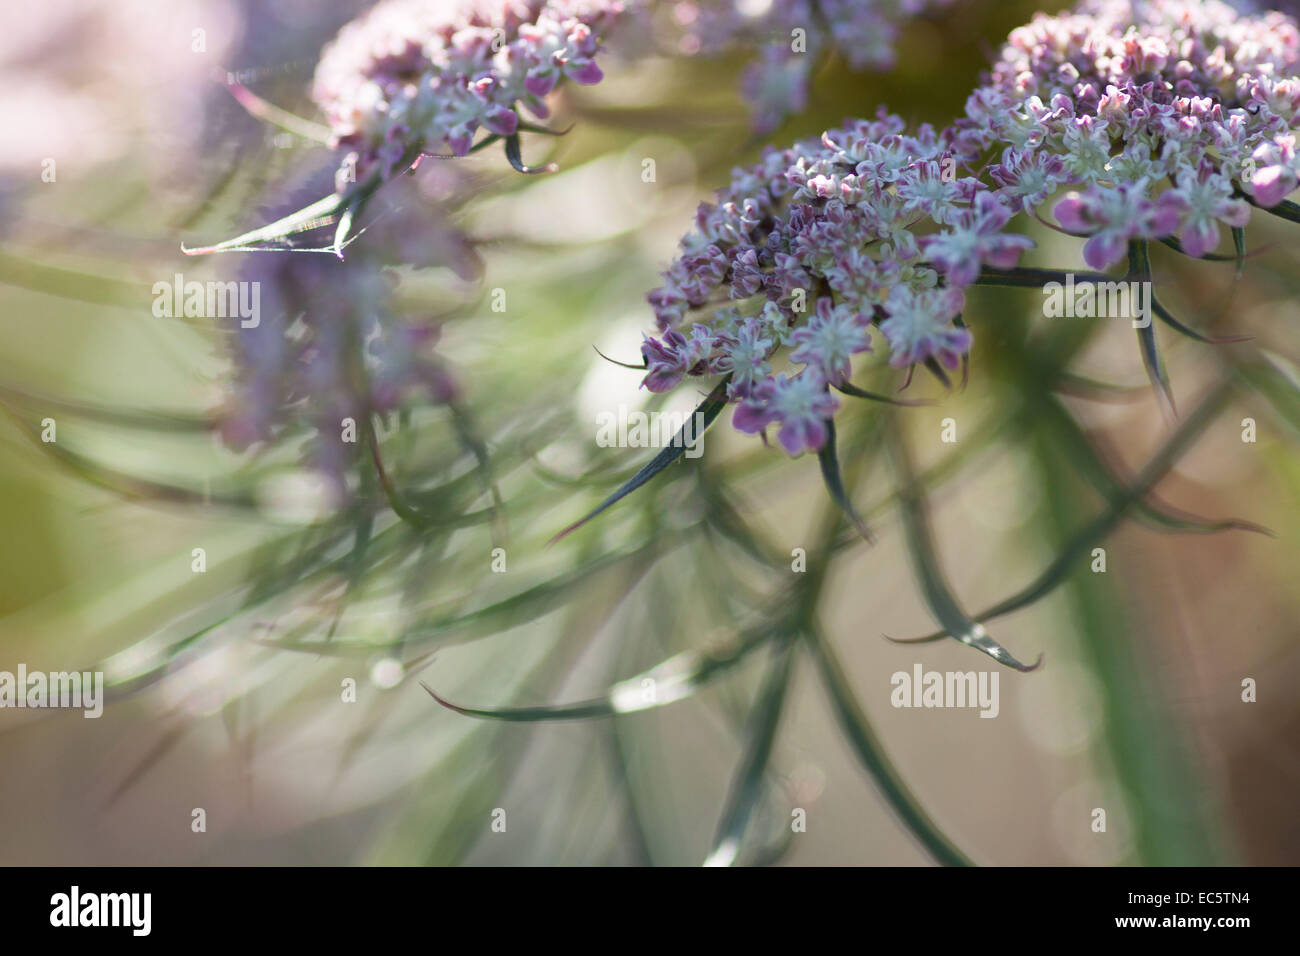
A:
638;0;1300;460
184;0;625;258
312;0;626;188
961;0;1300;268
641;111;1032;456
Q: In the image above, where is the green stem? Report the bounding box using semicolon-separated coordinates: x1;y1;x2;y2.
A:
1027;394;1233;864
805;626;973;867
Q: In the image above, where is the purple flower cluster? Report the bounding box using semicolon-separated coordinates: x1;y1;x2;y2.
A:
961;0;1300;268
641;111;1034;456
312;0;624;189
640;0;1300;458
220;172;477;494
669;0;954;132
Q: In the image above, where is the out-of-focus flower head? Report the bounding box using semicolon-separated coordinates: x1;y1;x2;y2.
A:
0;0;242;179
219;167;478;495
640;110;1033;456
961;0;1300;269
670;0;955;132
312;0;625;188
